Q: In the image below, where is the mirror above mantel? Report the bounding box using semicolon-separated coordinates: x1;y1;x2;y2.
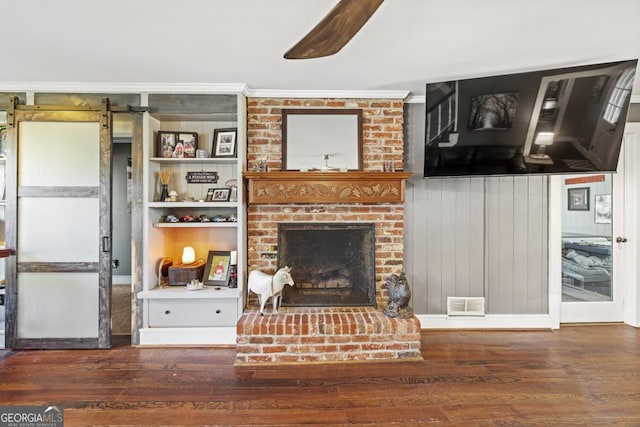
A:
282;108;363;171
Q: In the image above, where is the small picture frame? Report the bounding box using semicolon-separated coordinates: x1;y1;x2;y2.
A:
568;187;590;211
210;187;231;202
178;132;198;158
212;128;237;158
157;131;176;158
203;250;231;286
205;188;215;202
156;131;198;158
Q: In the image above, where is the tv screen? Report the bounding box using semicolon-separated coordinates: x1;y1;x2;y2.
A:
424;59;638;178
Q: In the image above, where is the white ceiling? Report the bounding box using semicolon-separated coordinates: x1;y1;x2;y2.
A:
2;0;640;100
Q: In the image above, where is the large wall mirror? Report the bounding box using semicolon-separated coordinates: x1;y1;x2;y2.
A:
282;108;363;171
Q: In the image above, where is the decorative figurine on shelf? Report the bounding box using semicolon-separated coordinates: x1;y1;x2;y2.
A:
248;266;294;315
228;251;238;288
252;158;268;172
228;265;237;288
159;170;171;202
226;179;238;202
383;160;396;172
383;272;414;319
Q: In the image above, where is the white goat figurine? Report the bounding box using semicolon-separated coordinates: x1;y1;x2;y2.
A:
248;266;294;315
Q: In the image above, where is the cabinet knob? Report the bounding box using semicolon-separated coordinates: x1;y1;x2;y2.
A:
216;309;222;314
164;310;171;315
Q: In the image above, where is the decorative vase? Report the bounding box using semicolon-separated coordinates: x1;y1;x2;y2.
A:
160;184;169;202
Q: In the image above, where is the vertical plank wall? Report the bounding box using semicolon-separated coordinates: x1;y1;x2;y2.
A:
404;104;548;315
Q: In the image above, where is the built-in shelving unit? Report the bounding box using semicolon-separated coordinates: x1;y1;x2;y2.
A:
137;93;246;346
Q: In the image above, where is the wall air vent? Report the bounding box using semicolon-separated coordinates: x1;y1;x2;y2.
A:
447;297;485;317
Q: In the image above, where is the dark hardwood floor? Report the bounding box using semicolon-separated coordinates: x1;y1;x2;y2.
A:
1;325;639;426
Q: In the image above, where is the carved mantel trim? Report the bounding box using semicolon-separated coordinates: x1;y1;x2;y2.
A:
243;171;412;204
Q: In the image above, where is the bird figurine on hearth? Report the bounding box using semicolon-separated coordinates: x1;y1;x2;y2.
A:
383;272;414;319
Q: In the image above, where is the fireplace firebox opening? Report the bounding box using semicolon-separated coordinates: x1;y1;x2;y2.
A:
277;223;376;307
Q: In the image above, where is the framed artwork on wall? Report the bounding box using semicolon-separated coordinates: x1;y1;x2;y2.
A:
468;92;518;131
568;187;590;211
594;194;612;223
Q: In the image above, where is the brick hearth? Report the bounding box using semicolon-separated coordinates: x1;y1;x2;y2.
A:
235;307;421;365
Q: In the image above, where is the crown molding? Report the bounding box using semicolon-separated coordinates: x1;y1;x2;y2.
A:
246;88;410;99
404;94;425;104
0;82;413;100
0;82;250;95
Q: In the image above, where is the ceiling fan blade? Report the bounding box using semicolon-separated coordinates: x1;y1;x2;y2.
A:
284;0;384;60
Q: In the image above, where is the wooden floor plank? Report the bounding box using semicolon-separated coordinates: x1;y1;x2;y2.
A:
0;325;639;426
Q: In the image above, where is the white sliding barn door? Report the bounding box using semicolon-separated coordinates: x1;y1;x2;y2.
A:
5;102;112;349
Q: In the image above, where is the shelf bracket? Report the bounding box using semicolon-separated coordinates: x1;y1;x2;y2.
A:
7;96;18;128
100;98;111;129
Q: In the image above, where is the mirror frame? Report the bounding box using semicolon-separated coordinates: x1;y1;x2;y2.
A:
282;108;363;171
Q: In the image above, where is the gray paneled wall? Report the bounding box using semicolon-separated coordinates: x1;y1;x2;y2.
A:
484;177;548;314
404;103;548;315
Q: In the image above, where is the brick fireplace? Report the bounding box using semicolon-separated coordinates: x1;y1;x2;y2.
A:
236;97;422;364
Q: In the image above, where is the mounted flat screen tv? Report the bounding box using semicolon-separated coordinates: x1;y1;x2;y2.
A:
424;59;638;178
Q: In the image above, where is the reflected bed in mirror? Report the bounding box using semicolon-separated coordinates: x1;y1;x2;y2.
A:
282;108;363;171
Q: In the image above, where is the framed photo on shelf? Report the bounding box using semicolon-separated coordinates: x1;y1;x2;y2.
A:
179;132;198;158
157;131;176;158
568;187;590;211
203;250;231;286
212;128;237;158
156;131;198;158
210;187;231;202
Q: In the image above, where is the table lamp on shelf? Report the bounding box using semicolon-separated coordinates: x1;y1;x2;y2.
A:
168;246;205;286
182;246;196;265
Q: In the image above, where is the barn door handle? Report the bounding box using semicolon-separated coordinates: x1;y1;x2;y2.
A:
102;236;111;252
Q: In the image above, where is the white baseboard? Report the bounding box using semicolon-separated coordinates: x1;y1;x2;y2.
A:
416;314;557;330
138;327;236;346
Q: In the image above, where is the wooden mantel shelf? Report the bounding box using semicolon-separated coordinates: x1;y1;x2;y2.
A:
243;171;412;204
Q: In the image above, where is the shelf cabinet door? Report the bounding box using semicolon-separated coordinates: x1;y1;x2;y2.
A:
148;298;238;327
